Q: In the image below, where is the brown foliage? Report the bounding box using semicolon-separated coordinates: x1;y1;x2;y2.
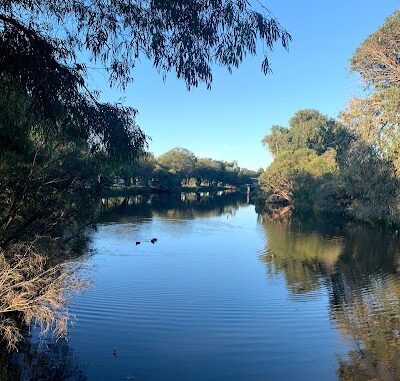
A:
0;242;90;351
351;11;400;88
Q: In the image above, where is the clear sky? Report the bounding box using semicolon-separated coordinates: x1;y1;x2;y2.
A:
92;0;400;170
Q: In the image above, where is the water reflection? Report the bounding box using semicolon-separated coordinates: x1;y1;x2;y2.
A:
1;191;247;380
0;338;86;381
99;191;247;222
4;194;400;380
260;214;343;294
260;211;400;380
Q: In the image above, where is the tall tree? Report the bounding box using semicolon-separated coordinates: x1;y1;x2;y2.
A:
341;88;400;169
262;110;349;158
351;10;400;89
343;10;400;171
338;9;400;224
259;148;336;204
158;148;197;183
289;109;346;154
262;125;291;157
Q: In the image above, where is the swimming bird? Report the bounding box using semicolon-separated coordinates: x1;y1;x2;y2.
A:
150;238;158;244
113;346;117;356
135;241;141;245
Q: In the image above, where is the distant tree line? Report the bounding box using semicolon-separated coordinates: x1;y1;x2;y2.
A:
258;10;400;226
112;147;260;191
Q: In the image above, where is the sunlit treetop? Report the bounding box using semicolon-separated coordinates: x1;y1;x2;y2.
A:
351;10;400;89
262;109;350;158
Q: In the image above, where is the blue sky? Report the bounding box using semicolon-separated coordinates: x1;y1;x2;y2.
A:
92;1;399;170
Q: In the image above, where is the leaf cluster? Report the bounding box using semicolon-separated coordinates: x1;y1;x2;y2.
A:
1;0;290;89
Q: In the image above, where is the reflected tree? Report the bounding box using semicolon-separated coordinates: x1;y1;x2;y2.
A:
0;337;87;381
259;213;343;294
99;191;247;223
259;212;400;379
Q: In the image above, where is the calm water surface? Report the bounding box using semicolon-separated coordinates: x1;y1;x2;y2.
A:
6;192;400;380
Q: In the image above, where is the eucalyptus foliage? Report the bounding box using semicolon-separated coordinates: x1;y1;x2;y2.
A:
0;0;291;89
351;10;400;89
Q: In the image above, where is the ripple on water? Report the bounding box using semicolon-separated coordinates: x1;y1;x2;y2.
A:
65;204;400;381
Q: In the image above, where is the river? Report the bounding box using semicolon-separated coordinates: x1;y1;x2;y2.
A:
4;191;400;380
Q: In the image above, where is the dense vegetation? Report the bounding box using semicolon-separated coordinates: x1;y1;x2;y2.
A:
0;0;289;349
112;147;259;191
258;10;400;226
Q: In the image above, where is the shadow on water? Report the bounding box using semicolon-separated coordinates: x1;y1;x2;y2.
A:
99;190;248;222
260;209;400;380
0;338;86;381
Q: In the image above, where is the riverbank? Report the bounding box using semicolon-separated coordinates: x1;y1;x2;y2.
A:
255;194;400;231
103;185;240;198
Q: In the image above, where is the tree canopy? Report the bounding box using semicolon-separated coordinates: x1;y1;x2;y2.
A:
158;148;197;177
262;110;349;158
0;0;291;90
343;12;400;173
112;147;257;190
259;147;337;204
351;10;400;89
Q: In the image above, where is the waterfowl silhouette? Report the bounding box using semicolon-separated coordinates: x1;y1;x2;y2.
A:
135;241;141;245
150;238;158;244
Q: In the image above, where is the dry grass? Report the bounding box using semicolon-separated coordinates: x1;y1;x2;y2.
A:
0;242;90;351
